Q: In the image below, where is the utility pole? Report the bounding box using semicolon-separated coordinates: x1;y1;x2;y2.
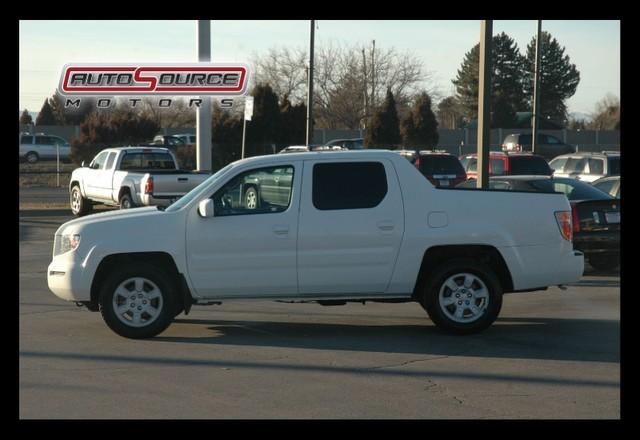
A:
306;20;315;146
196;20;212;171
476;20;493;189
371;40;375;111
531;20;542;154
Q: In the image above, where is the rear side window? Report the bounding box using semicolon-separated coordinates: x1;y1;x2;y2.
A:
419;155;464;176
490;159;506;175
509;156;552;175
20;135;32;144
549;157;568;172
313;162;387;210
608;157;620;175
588;158;604;175
120;152;176;170
105;152;117;170
520;135;532;145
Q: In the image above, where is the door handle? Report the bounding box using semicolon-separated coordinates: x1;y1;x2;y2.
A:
272;225;289;236
178;177;188;182
377;221;395;231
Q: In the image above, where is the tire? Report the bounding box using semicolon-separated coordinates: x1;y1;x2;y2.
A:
588;254;619;272
98;262;178;339
119;192;135;210
25;152;39;164
419;258;503;335
70;184;92;216
244;186;259;210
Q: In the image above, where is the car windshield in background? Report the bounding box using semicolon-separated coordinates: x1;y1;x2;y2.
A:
527;178;614;200
509;157;551;175
419;156;464;175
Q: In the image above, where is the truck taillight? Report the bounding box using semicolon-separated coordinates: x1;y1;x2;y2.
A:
571;203;580;233
144;176;154;195
515;143;521;152
555;211;572;242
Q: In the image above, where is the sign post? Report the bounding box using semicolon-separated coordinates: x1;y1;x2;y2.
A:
242;96;254;159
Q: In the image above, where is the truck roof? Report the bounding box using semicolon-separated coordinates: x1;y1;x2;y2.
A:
105;146;172;154
237;149;399;165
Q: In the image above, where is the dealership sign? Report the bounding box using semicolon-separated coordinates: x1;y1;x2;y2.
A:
58;63;250;96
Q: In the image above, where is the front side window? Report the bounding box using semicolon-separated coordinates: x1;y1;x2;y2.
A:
607;157;620;175
549;157;568;172
91;151;109;170
213;165;294;216
313;162;387;210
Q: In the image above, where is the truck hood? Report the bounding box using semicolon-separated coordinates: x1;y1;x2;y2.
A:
55;207;161;236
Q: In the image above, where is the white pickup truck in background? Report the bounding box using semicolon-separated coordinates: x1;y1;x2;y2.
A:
68;146;210;216
49;150;584;339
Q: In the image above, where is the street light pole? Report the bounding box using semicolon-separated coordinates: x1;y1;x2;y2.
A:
477;20;493;189
196;20;212;171
531;20;542;154
306;20;315;146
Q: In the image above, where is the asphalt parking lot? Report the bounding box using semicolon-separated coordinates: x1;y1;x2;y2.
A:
19;209;620;419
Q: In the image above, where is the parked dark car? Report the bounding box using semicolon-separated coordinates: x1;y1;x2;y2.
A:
502;133;575;160
459;152;552;180
592;176;620;199
457;175;619;271
396;150;466;188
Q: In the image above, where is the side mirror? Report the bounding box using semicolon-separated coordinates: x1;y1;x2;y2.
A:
198;199;214;218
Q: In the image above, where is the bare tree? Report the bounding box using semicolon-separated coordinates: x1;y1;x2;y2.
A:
589;94;620;130
252;42;435;130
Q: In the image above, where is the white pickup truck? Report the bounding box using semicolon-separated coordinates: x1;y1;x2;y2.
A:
48;150;584;339
68;146;210;216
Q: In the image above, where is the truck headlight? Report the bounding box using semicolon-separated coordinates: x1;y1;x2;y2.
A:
54;234;81;256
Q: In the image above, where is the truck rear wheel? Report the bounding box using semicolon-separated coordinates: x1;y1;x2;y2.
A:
244;186;259;210
119;192;135;210
419;258;502;335
98;263;177;339
70;184;92;216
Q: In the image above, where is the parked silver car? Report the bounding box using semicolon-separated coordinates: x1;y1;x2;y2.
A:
549;151;620;183
20;133;71;163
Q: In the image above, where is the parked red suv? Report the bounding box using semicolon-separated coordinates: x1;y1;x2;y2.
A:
396;150;467;187
459;152;552;180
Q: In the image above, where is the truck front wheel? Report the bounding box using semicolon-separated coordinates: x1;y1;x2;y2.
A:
98;263;178;339
70;185;92;216
420;259;503;335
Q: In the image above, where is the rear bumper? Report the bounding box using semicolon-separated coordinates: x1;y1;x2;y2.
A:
499;244;584;290
139;194;179;207
573;231;620;256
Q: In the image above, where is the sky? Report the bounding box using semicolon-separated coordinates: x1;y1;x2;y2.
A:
19;20;620;117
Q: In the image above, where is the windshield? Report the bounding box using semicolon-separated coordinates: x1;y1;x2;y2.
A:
164;163;235;212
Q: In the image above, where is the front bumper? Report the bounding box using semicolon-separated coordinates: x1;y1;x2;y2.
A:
47;252;92;302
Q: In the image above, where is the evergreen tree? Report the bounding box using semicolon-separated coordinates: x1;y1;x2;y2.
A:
401;92;439;148
278;95;307;147
436;96;464;129
19;109;33;125
523;31;580;124
246;83;281;156
35;98;58;125
51;91;95;125
452;32;528;124
364;89;401;148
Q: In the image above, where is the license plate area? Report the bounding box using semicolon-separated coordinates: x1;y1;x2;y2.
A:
604;212;620;224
